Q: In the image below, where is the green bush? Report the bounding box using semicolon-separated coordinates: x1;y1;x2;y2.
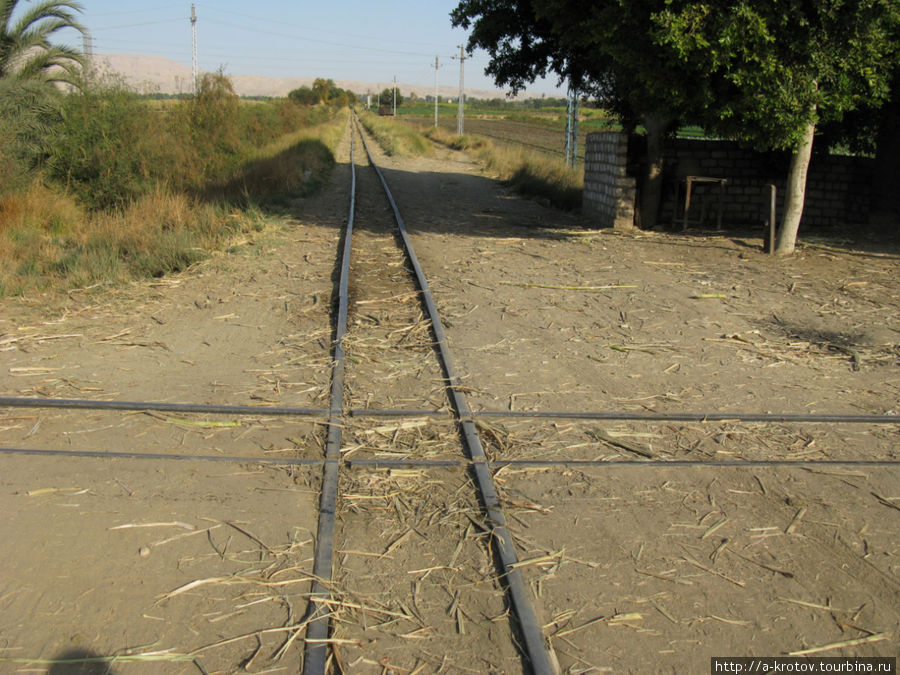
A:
46;80;175;209
1;73;346;295
0;78;62;197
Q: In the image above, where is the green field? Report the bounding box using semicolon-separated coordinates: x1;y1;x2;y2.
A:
388;102;706;164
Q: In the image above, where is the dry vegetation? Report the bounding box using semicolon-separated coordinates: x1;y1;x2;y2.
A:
422;123;584;212
0;74;348;296
358;110;583;210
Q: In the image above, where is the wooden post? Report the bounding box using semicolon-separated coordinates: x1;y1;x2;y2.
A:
768;184;777;255
716;179;726;230
682;177;693;231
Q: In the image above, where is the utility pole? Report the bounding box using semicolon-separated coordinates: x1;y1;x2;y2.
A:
82;33;94;61
393;75;397;116
433;56;439;128
81;33;94;84
454;45;467;135
191;4;198;94
565;83;580;168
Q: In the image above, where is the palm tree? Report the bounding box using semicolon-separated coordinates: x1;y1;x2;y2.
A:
0;0;86;87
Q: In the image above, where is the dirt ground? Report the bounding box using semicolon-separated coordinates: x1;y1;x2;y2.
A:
0;121;898;673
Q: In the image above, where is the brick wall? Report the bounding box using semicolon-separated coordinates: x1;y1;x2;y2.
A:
583;132;874;230
582;132;636;229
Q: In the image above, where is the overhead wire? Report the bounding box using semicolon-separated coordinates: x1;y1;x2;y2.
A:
195;3;459;51
90;18;186;31
202;17;445;59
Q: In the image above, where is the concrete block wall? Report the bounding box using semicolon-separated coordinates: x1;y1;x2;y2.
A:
583;132;636;229
658;139;873;229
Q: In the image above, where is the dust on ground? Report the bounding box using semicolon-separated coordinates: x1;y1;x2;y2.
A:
0;123;898;673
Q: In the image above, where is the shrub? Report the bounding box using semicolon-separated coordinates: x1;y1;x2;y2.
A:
0;73;347;295
288;86;318;106
46;79;176;210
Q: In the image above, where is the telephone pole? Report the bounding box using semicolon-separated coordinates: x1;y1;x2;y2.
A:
565;84;579;168
191;4;199;94
433;56;439;128
454;45;467;135
393;75;397;116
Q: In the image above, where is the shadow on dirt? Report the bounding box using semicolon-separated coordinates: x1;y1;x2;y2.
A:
769;320;871;349
47;649;118;675
308;159;900;260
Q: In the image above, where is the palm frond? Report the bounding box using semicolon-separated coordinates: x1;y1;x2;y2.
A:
0;0;84;83
0;74;62;167
10;0;85;41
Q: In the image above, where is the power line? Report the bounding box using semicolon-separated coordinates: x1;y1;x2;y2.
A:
93;41;423;69
191;4;198;93
433;56;440;127
453;45;467;134
86;4;185;17
91;18;185;31
195;3;457;51
203;17;439;58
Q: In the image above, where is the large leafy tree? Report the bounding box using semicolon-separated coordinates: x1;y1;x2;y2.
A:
871;69;900;221
452;0;714;228
288;85;319;106
377;87;403;108
312;77;335;104
453;1;899;248
0;0;85;87
655;0;900;253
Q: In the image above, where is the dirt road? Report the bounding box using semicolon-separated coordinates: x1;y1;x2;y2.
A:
1;121;898;672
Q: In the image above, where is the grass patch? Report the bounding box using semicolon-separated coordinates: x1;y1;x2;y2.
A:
359;111;432;157
423;125;582;211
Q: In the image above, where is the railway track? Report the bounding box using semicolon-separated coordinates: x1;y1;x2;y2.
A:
302;115;555;673
1;113;899;672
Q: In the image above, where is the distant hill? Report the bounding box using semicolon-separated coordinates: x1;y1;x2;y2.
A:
93;53;523;101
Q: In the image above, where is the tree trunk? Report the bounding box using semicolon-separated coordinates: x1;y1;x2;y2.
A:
872;71;900;220
639;112;669;230
775;118;816;255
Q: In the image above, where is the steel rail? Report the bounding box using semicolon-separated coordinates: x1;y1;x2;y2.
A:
0;396;327;417
0;446;322;465
0;446;894;470
349;407;900;424
356;117;557;675
347;457;900;469
302;117;357;675
4;397;895;426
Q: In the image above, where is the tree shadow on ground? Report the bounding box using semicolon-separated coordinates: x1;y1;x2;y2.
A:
201;138;337;212
46;649;118;675
284;151;900;262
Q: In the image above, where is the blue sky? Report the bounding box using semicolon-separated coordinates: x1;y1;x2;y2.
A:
55;1;565;96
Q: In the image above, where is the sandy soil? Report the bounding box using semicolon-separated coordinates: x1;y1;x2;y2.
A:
1;121;898;673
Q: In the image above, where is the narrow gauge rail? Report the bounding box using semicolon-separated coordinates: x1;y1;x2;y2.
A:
301;116;557;674
1;113;899;673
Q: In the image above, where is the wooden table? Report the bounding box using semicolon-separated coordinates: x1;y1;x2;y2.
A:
682;176;728;231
